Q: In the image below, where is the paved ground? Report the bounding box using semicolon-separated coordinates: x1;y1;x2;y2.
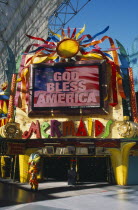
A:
0;179;138;210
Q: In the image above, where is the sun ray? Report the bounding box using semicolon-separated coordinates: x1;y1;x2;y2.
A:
67;26;70;38
75;24;86;40
82;26;109;44
78;34;92;42
61;29;66;39
26;34;56;45
49;29;61;39
71;28;76;39
49;36;59;43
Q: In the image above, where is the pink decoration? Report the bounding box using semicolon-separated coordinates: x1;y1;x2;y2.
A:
22;120;41;139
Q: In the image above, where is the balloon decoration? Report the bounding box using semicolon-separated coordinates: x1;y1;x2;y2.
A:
15;25;126;112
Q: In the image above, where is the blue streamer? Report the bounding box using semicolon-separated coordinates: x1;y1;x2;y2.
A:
51;36;59;42
81;45;95;52
103;52;113;60
80;39;92;44
82;26;109;43
46;36;59;42
0;95;9;100
54;57;59;62
46;37;51;42
22;47;44;55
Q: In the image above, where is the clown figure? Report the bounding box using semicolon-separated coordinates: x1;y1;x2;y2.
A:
28;153;40;191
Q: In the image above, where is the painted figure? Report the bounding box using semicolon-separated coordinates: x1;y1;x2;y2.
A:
28;153;40;191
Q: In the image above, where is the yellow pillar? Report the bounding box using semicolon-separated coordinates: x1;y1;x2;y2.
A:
19;148;38;183
19;154;30;183
1;156;6;178
108;142;136;185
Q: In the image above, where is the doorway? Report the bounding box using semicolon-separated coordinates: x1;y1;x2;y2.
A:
43;157;70;181
78;157;109;182
42;156;113;183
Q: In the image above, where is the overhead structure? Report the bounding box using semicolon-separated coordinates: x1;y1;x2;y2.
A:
48;0;92;32
0;0;92;85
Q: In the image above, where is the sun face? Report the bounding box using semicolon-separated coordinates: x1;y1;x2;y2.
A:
17;25;126;111
24;25;112;66
56;38;79;58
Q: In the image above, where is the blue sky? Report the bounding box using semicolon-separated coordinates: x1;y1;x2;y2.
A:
67;0;138;55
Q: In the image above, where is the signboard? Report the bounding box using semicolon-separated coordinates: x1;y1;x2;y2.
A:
29;60;108;115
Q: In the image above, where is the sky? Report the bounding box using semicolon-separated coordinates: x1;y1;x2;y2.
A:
67;0;138;55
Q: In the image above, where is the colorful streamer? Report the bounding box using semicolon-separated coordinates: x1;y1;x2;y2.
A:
15;25;126;111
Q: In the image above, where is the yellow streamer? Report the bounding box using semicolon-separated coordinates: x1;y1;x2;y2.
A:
81;53;103;59
16;68;29;82
104;95;108;101
2;101;8;114
76;24;86;39
49;29;61;39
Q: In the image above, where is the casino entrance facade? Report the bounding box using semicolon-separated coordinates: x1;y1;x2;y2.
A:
1;26;138;186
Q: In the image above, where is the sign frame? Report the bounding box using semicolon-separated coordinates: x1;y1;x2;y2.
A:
28;60;108;116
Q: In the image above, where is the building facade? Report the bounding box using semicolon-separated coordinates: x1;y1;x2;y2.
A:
0;26;138;186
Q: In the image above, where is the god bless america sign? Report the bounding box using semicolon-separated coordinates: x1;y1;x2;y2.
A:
29;60;108;115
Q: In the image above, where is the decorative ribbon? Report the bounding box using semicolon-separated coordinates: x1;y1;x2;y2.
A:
67;26;70;38
83;26;109;43
80;35;120;67
109;62;118;106
83;49;125;106
78;34;92;42
81;34;126;101
50;35;60;42
71;28;76;39
16;27;126;111
26;34;57;45
26;51;56;66
49;29;61;39
15;45;32;108
75;24;86;39
21;42;56;56
61;29;66;39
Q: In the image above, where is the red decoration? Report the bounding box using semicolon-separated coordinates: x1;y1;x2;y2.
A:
128;67;138;123
109;62;118;107
95;140;120;148
95;120;105;137
86;49;120;106
76;119;88;136
7;143;25;154
63;121;76;136
22;120;41;139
